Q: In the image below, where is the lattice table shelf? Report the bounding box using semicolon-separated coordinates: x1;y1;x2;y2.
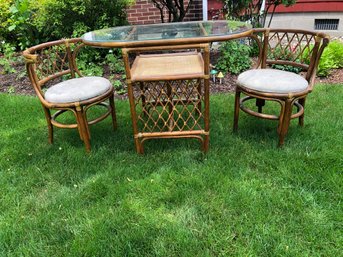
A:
123;44;210;153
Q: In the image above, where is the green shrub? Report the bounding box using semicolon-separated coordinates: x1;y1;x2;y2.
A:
317;40;343;77
105;50;125;74
7;0;40;49
2;0;132;49
111;78;126;95
0;0;13;41
0;0;40;49
32;0;131;40
268;45;303;74
271;63;302;73
72;48;126;81
0;41;17;74
301;40;343;77
249;39;261;58
74;47;105;77
216;40;251;75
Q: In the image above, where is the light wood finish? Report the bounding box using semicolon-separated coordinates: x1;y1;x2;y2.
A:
233;29;329;146
81;21;252;48
23;38;117;152
123;44;210;153
131;52;205;81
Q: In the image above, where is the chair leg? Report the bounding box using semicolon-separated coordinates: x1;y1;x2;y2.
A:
298;97;306;127
75;106;91;152
197;79;202;117
134;137;144;154
203;78;210;153
233;90;241;132
167;82;174;131
139;82;148;118
127;81;142;154
203;135;209;153
42;106;53;144
109;93;117;130
278;99;293;146
256;98;265;113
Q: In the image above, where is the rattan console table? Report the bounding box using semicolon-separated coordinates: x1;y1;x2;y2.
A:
82;21;251;153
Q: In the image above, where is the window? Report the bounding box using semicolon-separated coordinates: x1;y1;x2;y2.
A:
315;19;339;30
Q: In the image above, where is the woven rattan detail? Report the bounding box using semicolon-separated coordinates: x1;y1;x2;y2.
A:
234;29;329;147
35;45;70;83
131;52;204;81
23;39;117;152
267;32;315;66
123;44;210;153
133;79;204;133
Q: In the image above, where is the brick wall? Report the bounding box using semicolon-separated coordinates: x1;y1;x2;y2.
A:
127;0;203;25
184;0;203;21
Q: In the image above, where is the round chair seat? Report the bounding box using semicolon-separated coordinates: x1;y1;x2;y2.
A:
237;69;308;94
45;76;112;103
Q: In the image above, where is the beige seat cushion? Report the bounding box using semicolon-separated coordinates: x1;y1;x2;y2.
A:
237;69;308;93
45;76;112;103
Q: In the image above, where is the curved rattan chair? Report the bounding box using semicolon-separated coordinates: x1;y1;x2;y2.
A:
233;28;329;146
23;38;117;152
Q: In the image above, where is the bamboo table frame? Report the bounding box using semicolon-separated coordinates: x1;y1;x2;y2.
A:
82;21;252;153
122;44;210;153
82;20;252;48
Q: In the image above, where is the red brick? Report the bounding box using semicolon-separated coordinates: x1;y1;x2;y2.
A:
137;16;149;21
128;0;202;24
148;15;161;20
130;12;145;17
141;4;152;9
141;12;155;16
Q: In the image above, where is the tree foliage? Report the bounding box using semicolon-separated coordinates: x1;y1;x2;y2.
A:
150;0;193;23
33;0;131;40
223;0;297;27
216;40;252;74
0;0;13;40
0;0;133;49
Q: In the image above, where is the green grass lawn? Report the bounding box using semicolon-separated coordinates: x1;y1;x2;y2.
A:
0;85;342;256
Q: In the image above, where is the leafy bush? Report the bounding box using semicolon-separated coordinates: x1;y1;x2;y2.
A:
73;46;105;77
1;0;132;49
76;61;104;77
105;50;125;74
0;41;17;74
271;64;302;73
111;78;126;95
0;0;13;41
32;0;131;40
7;0;40;49
268;45;303;74
216;40;251;75
317;40;343;77
249;38;261;58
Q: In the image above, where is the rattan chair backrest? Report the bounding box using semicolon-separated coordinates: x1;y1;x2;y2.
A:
23;38;83;97
254;28;329;81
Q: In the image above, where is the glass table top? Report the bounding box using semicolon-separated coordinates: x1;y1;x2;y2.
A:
82;20;252;47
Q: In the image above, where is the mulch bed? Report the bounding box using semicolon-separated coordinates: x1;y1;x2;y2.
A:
0;56;342;98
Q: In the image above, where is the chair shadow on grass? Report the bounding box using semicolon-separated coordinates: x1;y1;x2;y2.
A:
7;98;309;160
23;113;205;155
231;115;302;146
